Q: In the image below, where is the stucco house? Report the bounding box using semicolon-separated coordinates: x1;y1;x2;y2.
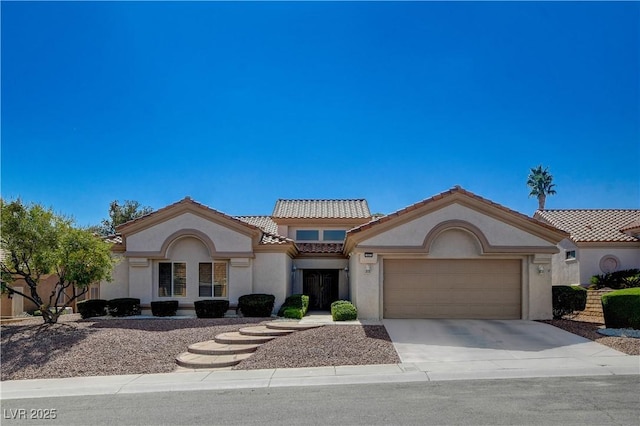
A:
100;187;568;320
534;209;640;286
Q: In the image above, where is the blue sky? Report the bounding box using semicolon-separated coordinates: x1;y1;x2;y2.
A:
2;1;638;227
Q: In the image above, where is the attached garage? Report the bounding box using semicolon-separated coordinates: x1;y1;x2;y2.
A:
383;259;521;319
345;187;569;320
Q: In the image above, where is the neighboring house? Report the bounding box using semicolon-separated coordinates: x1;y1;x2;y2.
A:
534;210;640;286
100;186;568;320
0;274;87;317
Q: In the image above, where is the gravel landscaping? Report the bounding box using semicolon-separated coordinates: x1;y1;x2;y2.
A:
0;315;398;381
1;313;637;381
540;314;640;356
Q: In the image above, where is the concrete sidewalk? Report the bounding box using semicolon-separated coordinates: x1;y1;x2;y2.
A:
2;356;638;400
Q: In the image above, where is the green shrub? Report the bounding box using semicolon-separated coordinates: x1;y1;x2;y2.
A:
331;300;357;321
282;307;304;319
601;288;640;329
194;300;229;318
77;299;108;319
107;298;141;317
151;300;179;317
551;286;587;319
330;300;351;309
238;294;275;317
590;269;640;290
277;294;309;319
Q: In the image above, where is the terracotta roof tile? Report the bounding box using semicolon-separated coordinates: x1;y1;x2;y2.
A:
534;210;640;242
296;243;344;254
621;218;640;232
235;216;279;235
235;216;292;245
103;234;123;245
273;199;371;219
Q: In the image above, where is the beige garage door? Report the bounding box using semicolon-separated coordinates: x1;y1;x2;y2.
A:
384;259;521;319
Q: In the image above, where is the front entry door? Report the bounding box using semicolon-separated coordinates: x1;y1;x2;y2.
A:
303;269;339;310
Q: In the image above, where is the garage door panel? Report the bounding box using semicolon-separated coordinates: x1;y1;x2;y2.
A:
384;259;521;319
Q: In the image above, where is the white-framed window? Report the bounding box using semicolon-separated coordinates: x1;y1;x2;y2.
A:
323;230;346;241
565;250;576;261
159;262;187;297
199;262;228;298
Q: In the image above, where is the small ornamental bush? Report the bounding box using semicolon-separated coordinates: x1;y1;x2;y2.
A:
277;294;310;319
552;286;587;319
77;299;108;319
194;300;229;318
331;300;358;321
590;269;640;290
151;300;179;317
107;298;141;317
601;288;640;330
282;307;304;319
238;294;275;317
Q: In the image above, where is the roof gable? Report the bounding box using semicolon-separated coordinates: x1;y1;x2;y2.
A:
346;186;568;251
116;197;262;238
534;209;640;243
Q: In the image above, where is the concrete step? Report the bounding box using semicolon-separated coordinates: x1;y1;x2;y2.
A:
264;321;325;331
238;325;295;337
188;340;261;355
214;331;277;345
175;352;253;369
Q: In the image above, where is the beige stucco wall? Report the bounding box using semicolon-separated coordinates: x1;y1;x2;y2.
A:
362;204;552;248
99;254;129;300
550;239;580;286
551;242;640;286
126;212;253;254
348;253;381;319
578;247;640;285
253;252;290;313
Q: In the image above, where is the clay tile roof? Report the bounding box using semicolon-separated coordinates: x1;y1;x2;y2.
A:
103;234;123;245
272;199;371;219
621;218;640;232
296;243;344;254
349;186;564;236
235;216;293;245
534;210;640;243
235;216;279;235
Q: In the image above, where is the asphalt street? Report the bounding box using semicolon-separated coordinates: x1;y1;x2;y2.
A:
1;375;638;426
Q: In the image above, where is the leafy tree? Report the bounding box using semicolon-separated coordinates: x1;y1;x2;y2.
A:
92;200;153;236
1;199;115;324
527;165;557;210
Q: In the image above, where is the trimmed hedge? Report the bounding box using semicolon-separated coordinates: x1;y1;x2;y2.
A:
277;294;310;319
77;299;108;319
194;300;229;318
552;286;587;319
151;300;179;317
590;269;640;290
238;294;275;317
107;298;141;317
331;300;357;321
601;288;640;330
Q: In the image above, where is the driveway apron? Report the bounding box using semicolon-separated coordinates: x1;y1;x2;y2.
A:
382;319;630;370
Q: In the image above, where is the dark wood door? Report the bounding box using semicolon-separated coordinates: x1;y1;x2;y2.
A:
303;269;339;310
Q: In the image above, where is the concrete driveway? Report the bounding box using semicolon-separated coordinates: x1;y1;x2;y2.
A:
383;319;639;378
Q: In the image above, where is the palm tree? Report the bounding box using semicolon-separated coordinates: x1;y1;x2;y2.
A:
527;165;557;210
